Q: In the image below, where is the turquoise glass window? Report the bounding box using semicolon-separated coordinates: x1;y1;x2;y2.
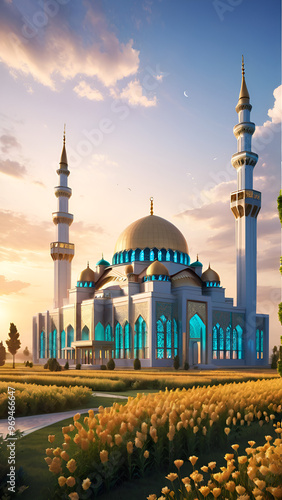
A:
67;325;74;348
95;322;104;341
105;324;112;341
40;331;45;358
81;326;89;341
115;322;123;358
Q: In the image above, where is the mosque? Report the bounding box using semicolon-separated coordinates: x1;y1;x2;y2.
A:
32;60;269;368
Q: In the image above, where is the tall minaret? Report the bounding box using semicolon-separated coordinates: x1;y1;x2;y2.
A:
50;128;75;308
230;57;261;363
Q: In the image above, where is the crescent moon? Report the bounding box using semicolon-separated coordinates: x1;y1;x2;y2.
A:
184;90;189;98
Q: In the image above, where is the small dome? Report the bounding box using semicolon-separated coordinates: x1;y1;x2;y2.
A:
96;256;110;267
146;261;169;277
190;255;202;268
125;264;133;274
79;263;95;282
201;264;220;283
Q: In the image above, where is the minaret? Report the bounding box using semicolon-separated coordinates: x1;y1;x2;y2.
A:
230;57;261;363
50;128;75;308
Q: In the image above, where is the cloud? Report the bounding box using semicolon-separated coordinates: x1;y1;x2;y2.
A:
0;133;20;153
254;85;282;138
0;2;139;90
0;159;26;178
91;154;118;168
116;79;157;107
73;81;103;101
0;275;30;295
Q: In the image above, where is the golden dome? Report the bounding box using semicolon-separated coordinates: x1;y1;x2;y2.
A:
201;264;220;283
114;215;188;254
146;261;169;276
79;263;95;282
125;264;133;274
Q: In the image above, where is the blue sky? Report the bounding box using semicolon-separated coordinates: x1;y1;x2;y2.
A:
0;0;280;349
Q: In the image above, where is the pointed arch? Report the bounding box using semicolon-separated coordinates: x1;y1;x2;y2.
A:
124;322;131;359
134;316;148;359
60;330;66;358
95;322;104;341
105;323;112;342
67;325;74;348
115;322;123;359
40;330;45;358
82;325;89;341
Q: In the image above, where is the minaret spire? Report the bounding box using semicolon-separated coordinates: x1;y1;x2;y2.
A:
50;129;75;308
230;58;261;365
150;197;154;215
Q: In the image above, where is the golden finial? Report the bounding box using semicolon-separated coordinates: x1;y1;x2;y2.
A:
241;55;245;76
196;254;199;261
63;124;66;145
87;261;89;268
150;197;154;215
102;253;104;259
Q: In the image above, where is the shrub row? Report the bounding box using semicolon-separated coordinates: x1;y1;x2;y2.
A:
0;382;92;418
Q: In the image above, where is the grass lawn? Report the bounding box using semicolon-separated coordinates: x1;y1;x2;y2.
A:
15;416;277;500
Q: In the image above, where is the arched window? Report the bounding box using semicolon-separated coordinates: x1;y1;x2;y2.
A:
95;322;104;341
156;318;165;359
115;322;123;359
135;249;140;261
60;330;65;358
140;250;144;261
131;250;135;262
82;325;89;341
125;251;129;263
225;325;231;359
190;314;206;363
144;248;150;261
150;249;155;261
212;323;220;359
52;329;57;358
174;251;178;263
237;325;243;360
48;331;53;358
173;319;178;357
40;330;45;358
166;320;172;358
134;316;147;359
120;252;124;264
124;322;131;359
105;324;112;341
67;325;74;348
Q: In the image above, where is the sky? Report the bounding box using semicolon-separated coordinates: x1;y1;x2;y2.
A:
0;0;281;353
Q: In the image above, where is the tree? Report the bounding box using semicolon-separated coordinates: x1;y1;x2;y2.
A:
271;346;279;369
6;323;21;369
23;346;30;358
0;341;6;367
173;355;180;370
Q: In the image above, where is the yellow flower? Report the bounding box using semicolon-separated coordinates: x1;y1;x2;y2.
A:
60;451;69;461
265;435;273;442
224;427;231;435
225;481;235;492
174;459;183;470
166;473;178;482
224;454;234;461
161;486;170;495
208;461;217;470
100;450;109;463
201;466;209;473
44;457;52;465
66;459;77;473
231;444;239;451
147;496;157;500
68;493;79;500
46;448;53;456
182;477;190;485
48;435;55;443
73;413;80;421
144;450;149;459
248;440;256;447
199;486;210;497
82;478;91;490
212;487;221;498
259;465;269;476
66;476;76;487
236;485;246;495
58;476;66;487
127;441;134;454
238;455;248;464
190;471;203;484
115;434;123;446
254;479;266;490
189;455;198;466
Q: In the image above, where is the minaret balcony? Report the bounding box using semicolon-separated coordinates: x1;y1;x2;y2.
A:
52;211;73;226
233;122;255;138
50;241;75;261
230;189;261;219
231;151;258;169
54;186;72;198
